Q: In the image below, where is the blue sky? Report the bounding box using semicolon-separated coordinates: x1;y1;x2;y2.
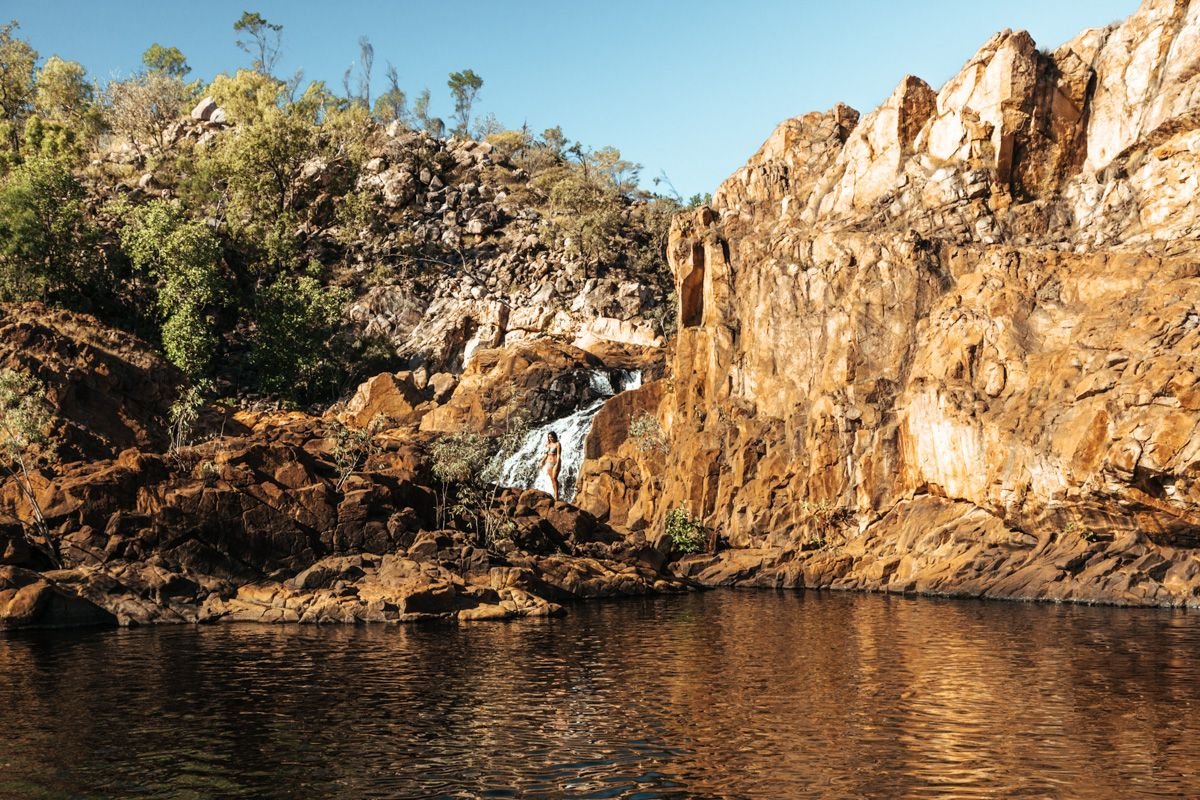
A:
7;1;1137;197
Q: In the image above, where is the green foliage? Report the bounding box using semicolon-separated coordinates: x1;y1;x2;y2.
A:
430;399;529;543
105;70;192;156
21;115;83;161
0;367;58;564
168;381;208;451
1062;519;1101;543
0;367;50;460
430;431;491;530
142;44;191;78
329;415;383;491
250;269;350;402
542;166;624;266
34;56;102;147
372;62;408;124
234;11;283;76
0;21;37;154
685;192;712;209
119;200;224;378
205;69;285;125
189;80;319;265
629;413;668;454
0;156;96;302
412;88;443;136
446;69;483;137
664;504;706;554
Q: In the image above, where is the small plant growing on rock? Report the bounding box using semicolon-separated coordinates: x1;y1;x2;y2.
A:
0;367;59;566
799;498;851;526
198;459;220;487
629;412;668;454
168;382;208;453
664;504;706;555
329;415;385;492
1063;519;1101;544
430;403;530;545
430;431;491;530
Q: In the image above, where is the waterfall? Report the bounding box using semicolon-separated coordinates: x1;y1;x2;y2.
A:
491;369;642;501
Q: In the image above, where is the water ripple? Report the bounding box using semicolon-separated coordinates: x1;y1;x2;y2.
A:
3;591;1200;798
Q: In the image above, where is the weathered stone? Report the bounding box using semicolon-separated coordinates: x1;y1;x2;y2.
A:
190;97;218;121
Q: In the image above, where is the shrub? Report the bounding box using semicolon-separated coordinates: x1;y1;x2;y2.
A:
0;367;58;565
329;415;384;492
664;504;706;554
249;269;350;403
0;156;97;302
629;413;668;454
167;382;208;452
119;200;224;379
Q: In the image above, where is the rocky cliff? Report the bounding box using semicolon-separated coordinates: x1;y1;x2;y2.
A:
576;0;1200;605
0;304;683;629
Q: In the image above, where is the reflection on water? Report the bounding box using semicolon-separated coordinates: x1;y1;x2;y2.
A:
3;591;1200;798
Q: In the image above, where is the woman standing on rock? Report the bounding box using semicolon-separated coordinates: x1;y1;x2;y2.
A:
540;431;561;501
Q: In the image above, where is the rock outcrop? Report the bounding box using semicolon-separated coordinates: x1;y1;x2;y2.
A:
576;0;1200;606
342;131;668;372
0;303;181;460
0;307;686;629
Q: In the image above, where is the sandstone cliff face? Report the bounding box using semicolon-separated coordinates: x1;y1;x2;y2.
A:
576;0;1200;605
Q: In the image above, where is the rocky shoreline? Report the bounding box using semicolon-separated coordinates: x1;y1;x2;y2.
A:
7;0;1200;629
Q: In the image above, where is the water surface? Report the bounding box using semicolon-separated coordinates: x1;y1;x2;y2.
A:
2;591;1199;798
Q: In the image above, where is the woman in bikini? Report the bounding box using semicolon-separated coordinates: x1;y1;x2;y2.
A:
540;431;561;501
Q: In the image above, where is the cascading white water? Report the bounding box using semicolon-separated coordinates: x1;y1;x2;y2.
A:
492;369;642;501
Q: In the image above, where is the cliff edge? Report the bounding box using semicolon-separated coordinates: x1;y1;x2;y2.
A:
576;0;1200;605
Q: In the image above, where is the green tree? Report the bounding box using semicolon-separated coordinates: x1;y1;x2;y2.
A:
0;156;96;302
372;62;408;124
205;68;285;124
33;56;102;151
412;87;443;136
0;21;37;155
142;44;191;78
234;11;283;76
541;167;624;270
0;367;58;566
446;68;482;137
188;76;320;267
105;70;191;156
590;146;640;194
250;270;350;402
119;200;224;379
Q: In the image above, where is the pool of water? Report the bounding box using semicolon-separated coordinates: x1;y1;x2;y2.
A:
2;590;1199;798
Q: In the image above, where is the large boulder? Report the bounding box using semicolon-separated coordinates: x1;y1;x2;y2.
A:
0;567;116;630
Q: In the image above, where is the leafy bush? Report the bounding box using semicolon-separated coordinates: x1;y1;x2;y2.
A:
249;269;351;403
0;156;97;303
664;504;706;554
629;413;668;454
329;415;384;491
0;367;58;564
119;200;224;378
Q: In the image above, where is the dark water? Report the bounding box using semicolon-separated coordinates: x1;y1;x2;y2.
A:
3;591;1200;799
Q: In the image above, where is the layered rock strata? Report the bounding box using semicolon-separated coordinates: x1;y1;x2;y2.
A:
576;0;1200;606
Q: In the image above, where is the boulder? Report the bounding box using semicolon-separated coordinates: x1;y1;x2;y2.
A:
190;97;218;122
340;372;428;428
0;568;116;630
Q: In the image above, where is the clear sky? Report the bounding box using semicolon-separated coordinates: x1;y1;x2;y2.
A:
6;1;1138;197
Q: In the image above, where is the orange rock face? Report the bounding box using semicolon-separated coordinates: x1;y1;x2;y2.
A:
577;0;1200;605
